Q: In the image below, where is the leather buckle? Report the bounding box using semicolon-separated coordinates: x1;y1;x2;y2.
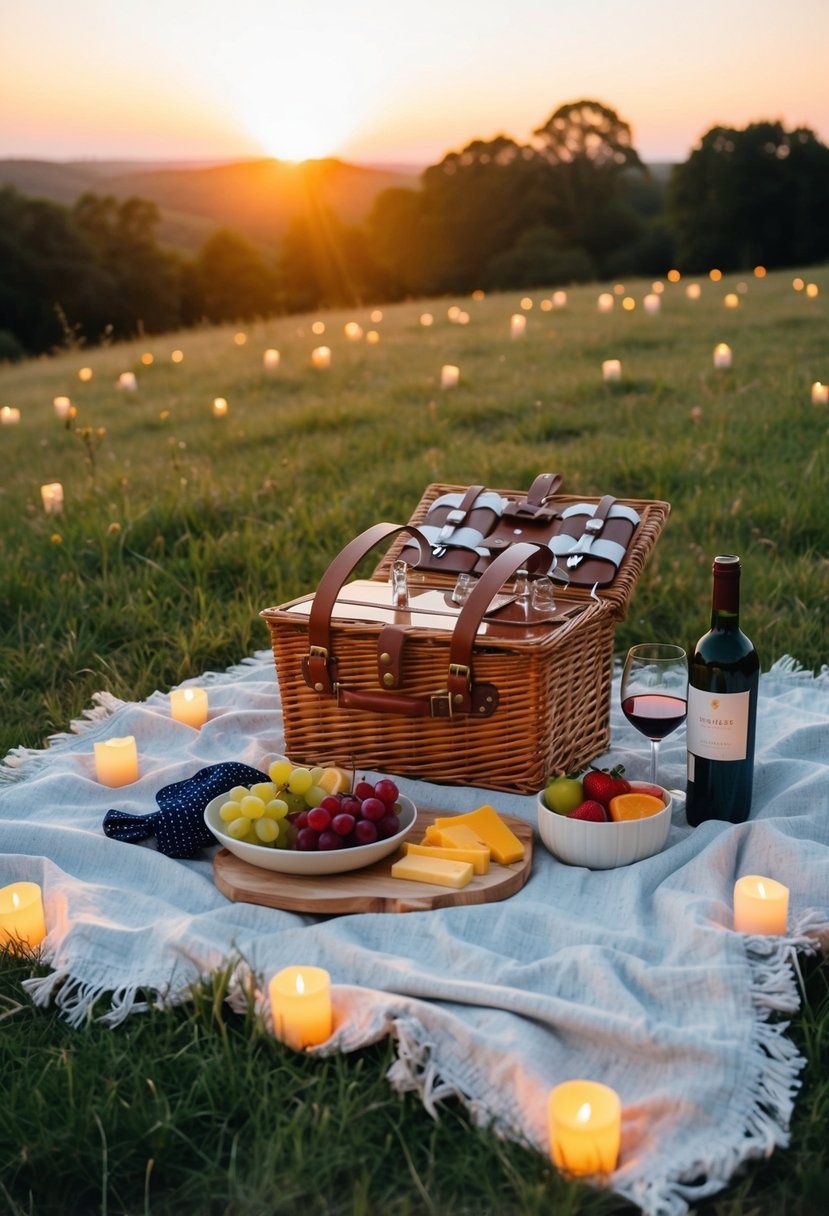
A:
448;662;471;683
430;690;453;719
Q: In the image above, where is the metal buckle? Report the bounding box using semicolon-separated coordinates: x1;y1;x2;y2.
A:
430;690;453;719
308;644;329;660
585;517;604;533
448;662;471;683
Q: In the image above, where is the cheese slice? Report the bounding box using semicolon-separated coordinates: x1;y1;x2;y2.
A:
406;839;490;875
433;805;525;864
390;853;473;888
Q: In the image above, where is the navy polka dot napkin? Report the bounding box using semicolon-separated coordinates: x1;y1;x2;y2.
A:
103;762;267;859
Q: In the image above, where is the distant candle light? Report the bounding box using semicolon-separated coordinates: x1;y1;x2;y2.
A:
311;346;332;369
713;343;733;369
53;396;72;418
40;482;64;514
263;348;280;370
440;364;460;389
78;367;93;382
510;313;527;338
212;397;229;416
811;381;828;405
420;312;434;327
686;283;702;300
1;405;20;424
602;359;622;382
117;372;137;391
597;293;614;313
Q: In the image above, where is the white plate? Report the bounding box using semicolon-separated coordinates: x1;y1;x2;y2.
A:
204;792;417;876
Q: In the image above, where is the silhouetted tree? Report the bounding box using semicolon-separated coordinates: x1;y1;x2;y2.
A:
279;207;390;310
187;229;278;323
669;121;829;270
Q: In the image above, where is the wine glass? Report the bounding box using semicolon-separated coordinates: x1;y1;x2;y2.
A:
620;644;688;787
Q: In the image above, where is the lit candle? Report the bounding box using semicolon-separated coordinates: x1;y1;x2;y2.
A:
643;293;661;315
440;364;460;389
212;397;228;417
724;293;740;309
420;313;434;327
366;329;380;344
1;406;20;424
117;372;137;391
686;283;701;300
40;482;64;514
263;348;280;371
269;965;332;1050
0;882;46;948
811;381;828;405
713;343;732;369
78;366;93;382
344;321;363;340
170;687;209;728
53;395;72;418
602;359;622;382
548;1080;621;1177
733;875;789;935
597;292;614;313
510;313;526;339
311;346;331;369
94;735;139;787
552;290;568;308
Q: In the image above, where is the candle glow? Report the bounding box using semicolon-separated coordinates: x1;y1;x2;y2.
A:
548;1080;621;1177
733;874;789;935
40;482;64;514
510;313;526;339
311;346;332;369
811;381;828;405
713;343;733;369
440;364;460;389
269;965;332;1050
1;406;20;424
170;686;209;728
0;882;47;948
263;348;280;370
94;735;139;787
212;397;228;416
602;359;622;382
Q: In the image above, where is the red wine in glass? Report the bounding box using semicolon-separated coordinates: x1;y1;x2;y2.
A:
622;693;688;741
620;644;688;786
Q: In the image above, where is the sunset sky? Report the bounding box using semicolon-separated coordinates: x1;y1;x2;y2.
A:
2;0;828;167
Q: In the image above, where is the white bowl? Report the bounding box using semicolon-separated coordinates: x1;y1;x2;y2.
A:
536;781;672;869
204;792;417;876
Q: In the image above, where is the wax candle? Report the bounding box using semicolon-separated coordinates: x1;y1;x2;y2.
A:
366;329;380;344
713;343;732;369
552;290;568;308
40;482;64;514
311;346;331;369
724;293;740;309
686;283;702;300
0;882;47;948
548;1080;621;1177
441;364;460;389
344;321;363;340
212;397;228;416
811;381;828;405
733;875;789;935
643;293;661;315
1;406;20;424
78;366;94;382
269;965;332;1050
117;372;137;391
170;687;209;728
94;735;139;787
597;292;614;313
602;359;622;382
510;313;526;339
420;313;434;327
263;348;280;371
53;396;72;418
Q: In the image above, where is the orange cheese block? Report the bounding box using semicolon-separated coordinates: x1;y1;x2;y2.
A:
390;853;474;888
434;804;525;864
406;838;490;875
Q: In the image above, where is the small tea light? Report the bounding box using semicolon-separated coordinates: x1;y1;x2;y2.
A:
78;366;93;382
553;290;568;308
597;292;614;313
420;313;434;327
344;321;363;340
733;875;789;935
234;332;247;346
686;283;702;300
366;329;380;344
170;687;209;728
311;320;326;335
651;281;665;294
667;268;681;282
805;283;819;298
311;346;332;369
94;735;139;787
53;396;72;419
141;352;154;366
1;405;20;424
0;882;47;948
440;364;460;389
602;359;622;382
40;482;64;514
471;290;485;302
540;298;554;311
212;397;228;416
709;268;722;282
269;965;332;1050
643;293;661;315
510;313;526;339
117;372;137;391
811;381;828;405
724;293;740;309
370;308;383;322
447;306;461;322
713;343;732;369
263;348;280;371
520;297;533;311
456;310;469;325
171;349;184;363
548;1080;621;1177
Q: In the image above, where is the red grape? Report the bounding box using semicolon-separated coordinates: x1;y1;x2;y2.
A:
307;806;332;832
318;795;341;814
332;812;356;837
318;830;345;850
359;796;386;822
295;826;319;851
354;781;375;800
377;813;401;839
354;819;378;845
374;779;399;806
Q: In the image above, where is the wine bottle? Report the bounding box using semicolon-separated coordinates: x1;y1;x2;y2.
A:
686;555;759;826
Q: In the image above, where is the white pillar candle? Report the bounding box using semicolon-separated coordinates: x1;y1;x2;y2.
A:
713;343;732;369
440;364;460;389
686;283;701;300
311;346;331;369
548;1080;621;1177
510;313;526;339
552;290;568;308
1;406;20;424
811;381;828;405
53;396;72;419
0;882;46;948
263;349;280;371
269;966;332;1050
212;397;228;416
597;293;614;313
733;875;789;935
602;359;622;382
420;313;434;327
117;372;137;391
94;735;139;787
40;482;64;514
643;293;661;315
170;687;209;728
344;321;363;340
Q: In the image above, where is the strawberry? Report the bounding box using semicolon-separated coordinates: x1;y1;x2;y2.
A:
582;768;631;808
567;800;607;822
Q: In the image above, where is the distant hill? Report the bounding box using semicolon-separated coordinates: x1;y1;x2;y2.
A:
0;156;420;255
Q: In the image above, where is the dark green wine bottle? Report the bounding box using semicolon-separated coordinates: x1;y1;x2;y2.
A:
686;555;760;826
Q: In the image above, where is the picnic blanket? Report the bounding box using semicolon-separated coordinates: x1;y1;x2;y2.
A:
2;651;828;1216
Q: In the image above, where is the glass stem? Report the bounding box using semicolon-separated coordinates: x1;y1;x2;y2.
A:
650;740;660;785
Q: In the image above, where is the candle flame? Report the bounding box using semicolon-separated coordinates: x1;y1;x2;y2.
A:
184;689;194;702
12;891;20;910
757;881;767;899
576;1102;592;1124
295;974;305;995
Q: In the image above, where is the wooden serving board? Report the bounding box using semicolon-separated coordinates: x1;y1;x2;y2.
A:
212;807;533;915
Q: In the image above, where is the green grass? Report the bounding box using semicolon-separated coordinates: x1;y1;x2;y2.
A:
1;270;828;1213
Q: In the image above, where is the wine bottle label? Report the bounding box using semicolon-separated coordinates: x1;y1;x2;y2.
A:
686;687;750;760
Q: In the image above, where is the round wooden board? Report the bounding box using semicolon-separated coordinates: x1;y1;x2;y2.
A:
212;807;534;914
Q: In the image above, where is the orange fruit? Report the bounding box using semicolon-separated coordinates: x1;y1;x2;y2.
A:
608;792;665;821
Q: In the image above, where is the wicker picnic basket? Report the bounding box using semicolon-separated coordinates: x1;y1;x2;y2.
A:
260;477;670;793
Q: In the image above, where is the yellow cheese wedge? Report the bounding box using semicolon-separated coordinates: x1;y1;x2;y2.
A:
390;853;473;888
406;840;490;875
434;805;525;864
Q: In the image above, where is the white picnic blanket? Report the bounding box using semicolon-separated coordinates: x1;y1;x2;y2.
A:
2;652;828;1216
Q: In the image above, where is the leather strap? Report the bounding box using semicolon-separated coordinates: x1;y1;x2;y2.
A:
502;472;563;520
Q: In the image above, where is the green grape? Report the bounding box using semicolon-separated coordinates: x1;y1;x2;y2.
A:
304;785;327;808
309;766;324;783
276;819;294;849
228;785;250;802
254;818;279;843
250;781;277;802
287;767;313;794
227;816;253;840
263;798;289;820
239;795;266;820
268;759;293;786
219;800;242;823
283;791;307;814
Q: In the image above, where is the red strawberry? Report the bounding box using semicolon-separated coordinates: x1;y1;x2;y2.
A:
567;800;607;822
582;769;631;808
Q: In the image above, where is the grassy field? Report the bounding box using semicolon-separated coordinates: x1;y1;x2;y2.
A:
1;269;828;1214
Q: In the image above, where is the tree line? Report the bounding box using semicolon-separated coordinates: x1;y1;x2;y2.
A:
3;100;829;359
